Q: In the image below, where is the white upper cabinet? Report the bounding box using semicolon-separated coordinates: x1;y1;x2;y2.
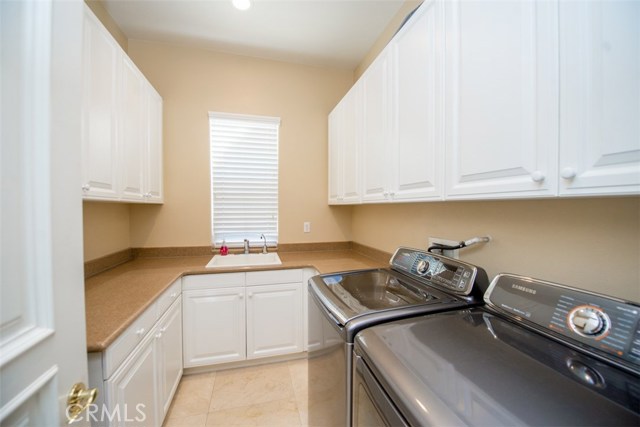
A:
361;0;444;203
361;49;391;202
558;0;640;196
81;7;119;200
444;0;559;199
328;82;361;204
120;56;146;201
146;88;164;202
81;5;163;203
329;0;638;203
390;0;444;201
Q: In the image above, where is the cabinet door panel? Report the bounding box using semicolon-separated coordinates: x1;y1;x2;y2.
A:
182;288;245;367
559;1;640;195
146;87;164;202
158;298;182;420
329;85;361;204
328;102;343;204
81;9;119;199
445;0;558;198
392;0;443;201
342;84;361;203
362;53;390;202
120;57;145;201
246;283;303;359
106;335;158;427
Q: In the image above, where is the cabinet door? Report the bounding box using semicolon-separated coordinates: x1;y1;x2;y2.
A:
342;83;361;203
444;0;559;199
328;85;361;204
328;102;343;204
120;56;145;201
106;334;158;426
145;86;164;202
559;1;640;196
182;288;245;367
156;298;182;422
81;8;119;199
391;0;444;201
361;50;391;203
246;283;303;359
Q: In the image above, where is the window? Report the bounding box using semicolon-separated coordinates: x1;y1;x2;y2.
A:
209;112;280;248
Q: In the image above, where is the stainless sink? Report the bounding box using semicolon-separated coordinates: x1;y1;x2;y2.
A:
206;252;282;268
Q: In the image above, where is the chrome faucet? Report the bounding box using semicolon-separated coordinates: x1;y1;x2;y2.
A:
260;234;268;254
243;239;250;254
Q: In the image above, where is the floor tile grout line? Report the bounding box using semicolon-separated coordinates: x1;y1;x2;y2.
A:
286;360;305;427
166;361;308;426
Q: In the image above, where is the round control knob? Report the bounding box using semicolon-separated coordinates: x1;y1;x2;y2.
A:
416;259;430;276
561;167;577;180
568;306;609;338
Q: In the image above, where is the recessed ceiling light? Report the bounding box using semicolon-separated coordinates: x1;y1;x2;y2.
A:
232;0;251;11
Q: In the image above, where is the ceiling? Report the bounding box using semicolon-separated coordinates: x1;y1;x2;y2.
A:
101;0;407;69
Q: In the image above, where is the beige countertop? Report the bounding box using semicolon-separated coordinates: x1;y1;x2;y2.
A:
84;250;386;352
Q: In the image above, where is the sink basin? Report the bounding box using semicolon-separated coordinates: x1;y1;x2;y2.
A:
206;252;282;269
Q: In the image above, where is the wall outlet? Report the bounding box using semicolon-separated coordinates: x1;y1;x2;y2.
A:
303;222;311;233
428;237;460;259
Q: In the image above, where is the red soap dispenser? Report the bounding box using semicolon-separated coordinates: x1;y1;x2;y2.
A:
219;240;228;256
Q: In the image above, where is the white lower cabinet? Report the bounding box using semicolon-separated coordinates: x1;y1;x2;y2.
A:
182;269;305;368
156;297;183;419
88;280;182;427
246;283;303;359
182;287;246;366
106;332;158;426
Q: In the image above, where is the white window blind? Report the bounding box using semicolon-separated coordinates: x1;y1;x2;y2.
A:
209;112;280;248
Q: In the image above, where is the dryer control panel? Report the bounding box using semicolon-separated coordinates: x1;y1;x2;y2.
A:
390;247;478;296
485;273;640;371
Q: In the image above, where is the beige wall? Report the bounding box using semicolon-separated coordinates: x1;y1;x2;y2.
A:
125;40;354;249
83;202;130;260
352;197;640;302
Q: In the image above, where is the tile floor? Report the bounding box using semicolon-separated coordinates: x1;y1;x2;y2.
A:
163;359;309;427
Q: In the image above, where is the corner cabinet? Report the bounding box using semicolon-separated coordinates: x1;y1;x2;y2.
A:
182;269;305;368
81;5;163;203
328;83;362;204
87;280;182;427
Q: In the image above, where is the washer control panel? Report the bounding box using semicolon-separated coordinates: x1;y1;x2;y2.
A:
485;273;640;370
390;247;478;296
568;305;610;338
